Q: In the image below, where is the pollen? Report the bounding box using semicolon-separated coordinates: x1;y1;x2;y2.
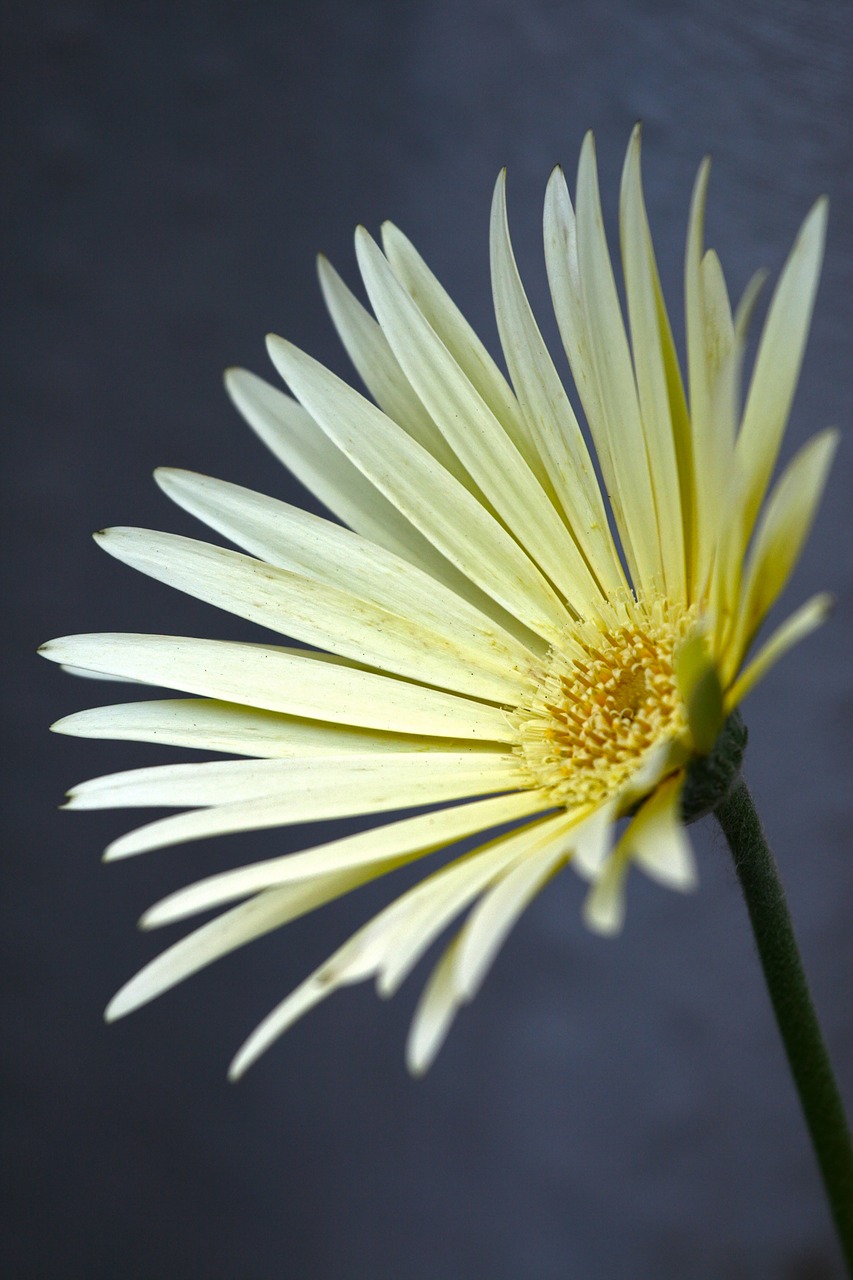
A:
512;601;693;809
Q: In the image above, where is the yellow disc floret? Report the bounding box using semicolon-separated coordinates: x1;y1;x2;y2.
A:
512;600;695;809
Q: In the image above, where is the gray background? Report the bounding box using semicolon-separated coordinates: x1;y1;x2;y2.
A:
4;1;852;1277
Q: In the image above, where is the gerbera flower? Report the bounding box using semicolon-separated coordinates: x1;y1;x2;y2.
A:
41;128;834;1077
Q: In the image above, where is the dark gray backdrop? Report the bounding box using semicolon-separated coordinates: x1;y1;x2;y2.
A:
4;2;852;1277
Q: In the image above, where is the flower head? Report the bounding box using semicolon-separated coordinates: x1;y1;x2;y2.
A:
41;129;835;1076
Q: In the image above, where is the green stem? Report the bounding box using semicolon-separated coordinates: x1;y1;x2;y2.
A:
715;777;853;1274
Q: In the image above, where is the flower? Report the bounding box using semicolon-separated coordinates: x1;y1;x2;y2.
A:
41;128;835;1077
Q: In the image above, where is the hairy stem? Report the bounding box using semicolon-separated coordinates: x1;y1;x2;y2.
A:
715;778;853;1274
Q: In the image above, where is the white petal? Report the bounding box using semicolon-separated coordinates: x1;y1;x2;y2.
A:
453;814;576;1000
575;133;663;593
40;635;513;742
143;791;551;927
51;698;478;758
95;527;525;704
267;337;570;641
154;468;535;681
726;593;833;709
489;170;625;597
102;753;527;859
356;228;604;611
405;931;465;1076
106;871;373;1022
729;428;838;672
624;774;697;891
317;254;464;477
619;127;687;602
735;199;828;538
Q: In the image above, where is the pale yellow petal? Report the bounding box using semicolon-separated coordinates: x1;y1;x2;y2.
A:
735;199;828;539
101;752;527;859
583;845;631;936
95;527;526;703
728;428;838;674
142;790;551;927
575;132;663;593
726;593;833;709
66;750;517;812
623;774;697;891
684;156;725;587
619;126;687;602
224;366;429;564
266;336;569;640
107;870;377;1023
405;931;465;1076
154;469;537;680
317;253;463;475
379;220;541;475
489;169;625;597
569;798;617;881
452;814;577;1000
355;228;605;612
39;635;514;741
51;698;480;759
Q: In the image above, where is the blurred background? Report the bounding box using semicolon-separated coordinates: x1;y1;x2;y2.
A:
3;2;852;1276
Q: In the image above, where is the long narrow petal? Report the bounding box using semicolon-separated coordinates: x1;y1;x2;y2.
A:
95;527;526;703
623;774;697;890
619;127;686;602
373;811;574;998
224;367;427;563
317;254;466;478
154;468;535;675
735;199;828;538
406;932;465;1076
379;220;542;477
683;156;724;587
266;336;570;639
452;816;576;999
226;912;382;1082
143;791;551;927
106;867;385;1023
728;428;838;673
582;843;632;936
103;754;527;859
569;797;617;880
489;170;625;596
228;821;548;1079
543;166;606;456
39;635;515;741
726;593;833;709
355;228;605;611
575;133;663;593
51;699;482;758
66;750;518;811
225;366;537;639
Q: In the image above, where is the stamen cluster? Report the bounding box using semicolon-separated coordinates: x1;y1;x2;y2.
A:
513;605;692;808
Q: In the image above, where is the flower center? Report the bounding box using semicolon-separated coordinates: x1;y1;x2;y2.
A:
512;604;692;809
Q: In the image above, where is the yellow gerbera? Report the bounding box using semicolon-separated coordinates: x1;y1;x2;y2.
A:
41;128;835;1077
